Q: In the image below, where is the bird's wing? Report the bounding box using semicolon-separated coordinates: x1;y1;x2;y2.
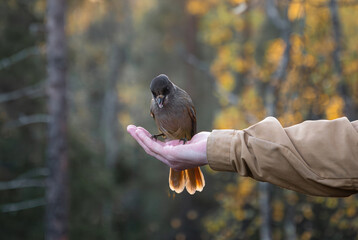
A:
188;105;197;138
177;87;197;138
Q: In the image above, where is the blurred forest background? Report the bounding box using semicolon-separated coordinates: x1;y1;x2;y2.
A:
1;0;358;239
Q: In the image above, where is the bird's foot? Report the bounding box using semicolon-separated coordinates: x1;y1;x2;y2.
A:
179;138;188;144
151;133;165;140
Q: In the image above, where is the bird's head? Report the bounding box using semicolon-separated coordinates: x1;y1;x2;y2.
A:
150;74;175;108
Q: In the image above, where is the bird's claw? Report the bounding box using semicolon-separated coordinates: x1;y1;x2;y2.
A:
151;133;165;140
179;138;188;144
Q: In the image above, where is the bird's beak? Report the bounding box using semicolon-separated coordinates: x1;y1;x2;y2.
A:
156;95;165;108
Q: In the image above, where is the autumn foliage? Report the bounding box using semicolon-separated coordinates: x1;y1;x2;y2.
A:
186;0;358;239
1;0;358;239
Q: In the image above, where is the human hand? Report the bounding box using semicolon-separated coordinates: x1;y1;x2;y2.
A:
127;125;210;170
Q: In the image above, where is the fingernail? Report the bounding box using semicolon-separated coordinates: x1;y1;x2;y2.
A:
127;125;137;133
136;129;145;138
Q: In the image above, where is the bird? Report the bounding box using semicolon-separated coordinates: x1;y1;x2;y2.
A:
149;74;205;195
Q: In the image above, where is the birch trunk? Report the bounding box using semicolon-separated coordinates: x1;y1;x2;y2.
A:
45;0;68;239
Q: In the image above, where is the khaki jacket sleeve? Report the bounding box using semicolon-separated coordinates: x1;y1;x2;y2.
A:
207;117;358;197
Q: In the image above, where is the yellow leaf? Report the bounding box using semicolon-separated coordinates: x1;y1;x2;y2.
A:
208;28;233;46
301;231;312;240
214;106;245;129
325;96;344;120
325;198;338;208
291;34;304;64
288;2;305;21
232;58;245;73
278;112;302;127
304;54;316;67
233;209;245;221
238;178;255;197
266;38;286;66
230;0;245;4
272;201;284;222
344;60;358;75
34;0;45;14
218;72;236;91
303;87;316;102
241;86;265;120
218;45;233;65
210;59;225;77
346;206;356;217
186;0;209;15
302;204;313;220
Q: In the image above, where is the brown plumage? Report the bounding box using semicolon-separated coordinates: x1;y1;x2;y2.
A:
149;74;205;195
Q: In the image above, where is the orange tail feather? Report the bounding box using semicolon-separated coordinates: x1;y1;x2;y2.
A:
194;167;205;192
185;167;205;195
169;168;186;193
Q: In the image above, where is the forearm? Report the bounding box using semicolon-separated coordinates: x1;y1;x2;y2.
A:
207;117;358;197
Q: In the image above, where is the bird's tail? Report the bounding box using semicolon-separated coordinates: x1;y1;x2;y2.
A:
169;167;205;194
185;167;205;195
169;168;186;194
168;167;205;195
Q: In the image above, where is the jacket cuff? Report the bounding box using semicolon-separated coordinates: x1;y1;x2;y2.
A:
207;130;237;172
352;120;358;133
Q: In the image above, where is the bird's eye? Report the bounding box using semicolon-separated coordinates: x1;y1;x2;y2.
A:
163;87;170;95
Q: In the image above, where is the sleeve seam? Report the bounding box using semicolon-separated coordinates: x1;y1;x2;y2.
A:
229;130;237;172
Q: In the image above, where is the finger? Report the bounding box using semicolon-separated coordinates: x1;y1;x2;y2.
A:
136;129;166;154
136;126;153;138
128;125;171;167
135;129;170;165
127;126;155;154
127;125;137;134
136;128;165;147
137;127;167;147
127;125;141;142
131;129;155;154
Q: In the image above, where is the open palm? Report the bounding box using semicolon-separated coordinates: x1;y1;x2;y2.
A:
127;125;209;170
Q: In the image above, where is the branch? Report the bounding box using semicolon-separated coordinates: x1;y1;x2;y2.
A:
0;179;46;191
329;0;342;76
1;198;46;213
265;0;292;83
0;168;48;190
0;46;43;71
3;114;49;129
329;0;355;119
0;81;46;103
266;0;289;30
264;1;292;116
272;28;291;83
17;168;49;179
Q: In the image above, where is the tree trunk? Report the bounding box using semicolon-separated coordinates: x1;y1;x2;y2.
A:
284;191;296;240
102;44;121;169
45;0;68;239
259;182;272;240
100;2;129;234
260;1;293;240
329;0;355;120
